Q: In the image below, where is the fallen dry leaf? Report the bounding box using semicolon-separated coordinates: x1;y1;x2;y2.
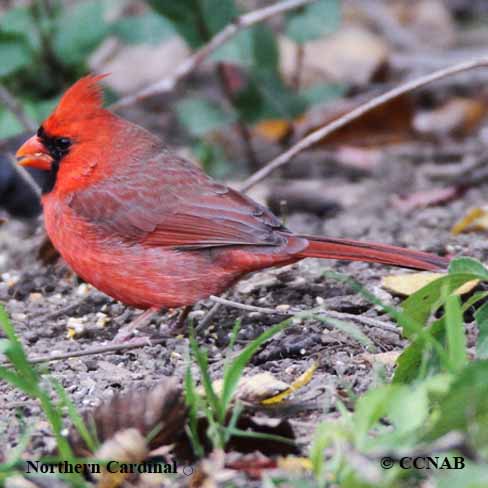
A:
94;37;190;94
67;378;186;457
295;94;415;148
277;456;313;474
393;0;456;48
253;119;294;144
360;351;401;367
414;97;488;138
382;272;478;297
206;372;289;404
261;362;317;405
95;428;148;488
280;25;389;87
451;207;488;235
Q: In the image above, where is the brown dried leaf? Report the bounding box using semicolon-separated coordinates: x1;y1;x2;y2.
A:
414;97;488;138
295;94;415;148
68;378;186;457
37;234;60;266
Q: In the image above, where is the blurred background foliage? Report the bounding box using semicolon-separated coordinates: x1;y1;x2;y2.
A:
0;0;343;176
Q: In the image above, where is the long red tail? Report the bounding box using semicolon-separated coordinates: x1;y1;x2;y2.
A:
296;235;449;271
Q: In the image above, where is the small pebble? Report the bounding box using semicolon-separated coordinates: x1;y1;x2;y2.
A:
276;304;290;313
29;292;43;302
66;317;86;338
76;283;91;296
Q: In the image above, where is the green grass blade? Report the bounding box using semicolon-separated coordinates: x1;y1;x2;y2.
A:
50;378;97;453
225;426;296;446
184;363;204;457
221;318;291;412
475;301;488;359
445;294;467;372
189;328;224;423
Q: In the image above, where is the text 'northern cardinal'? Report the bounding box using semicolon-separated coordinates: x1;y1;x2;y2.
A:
17;75;448;314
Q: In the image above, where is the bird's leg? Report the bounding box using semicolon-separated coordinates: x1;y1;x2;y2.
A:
113;307;160;343
160;305;192;336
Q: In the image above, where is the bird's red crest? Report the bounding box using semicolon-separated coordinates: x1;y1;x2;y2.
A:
43;74;109;133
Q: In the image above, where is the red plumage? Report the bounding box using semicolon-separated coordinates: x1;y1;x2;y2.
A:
16;76;449;310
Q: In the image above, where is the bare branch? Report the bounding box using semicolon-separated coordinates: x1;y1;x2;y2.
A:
241;57;488;192
111;0;315;110
0;84;37;132
208;295;399;334
1;337;168;366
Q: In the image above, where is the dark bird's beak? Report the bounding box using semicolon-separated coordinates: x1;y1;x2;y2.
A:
16;135;53;171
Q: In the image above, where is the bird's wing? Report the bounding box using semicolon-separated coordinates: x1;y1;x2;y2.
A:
68;151;289;249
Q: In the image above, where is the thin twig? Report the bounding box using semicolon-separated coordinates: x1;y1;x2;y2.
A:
1;337;168;366
292;44;305;90
111;0;315;109
208;295;399;334
241;57;488;192
0;85;37;131
3;297;397;366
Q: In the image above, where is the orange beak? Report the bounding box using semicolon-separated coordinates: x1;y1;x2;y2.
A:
16;135;54;171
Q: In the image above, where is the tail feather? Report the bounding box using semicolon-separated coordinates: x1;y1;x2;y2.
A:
296;235;449;271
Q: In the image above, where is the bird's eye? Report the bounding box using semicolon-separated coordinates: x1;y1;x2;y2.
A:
56;137;71;150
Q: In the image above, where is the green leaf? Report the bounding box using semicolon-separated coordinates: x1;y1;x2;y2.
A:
53;0;109;65
0;108;23;138
387;385;429;435
286;0;341;44
192;140;230;178
300;83;345;106
199;0;237;37
448;256;488;279
402;273;481;327
435;462;488;488
424;360;488;447
475;301;488;359
393;319;445;384
234;73;306;123
0;35;32;77
112;13;175;45
445;295;467;372
176;98;237;137
353;385;394;447
148;0;237;48
251;24;279;73
0;7;39;50
211;29;254;65
394;291;488;384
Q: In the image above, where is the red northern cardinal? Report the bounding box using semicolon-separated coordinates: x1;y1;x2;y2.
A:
17;75;448;317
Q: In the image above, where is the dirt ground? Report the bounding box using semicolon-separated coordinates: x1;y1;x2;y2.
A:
1;130;487;467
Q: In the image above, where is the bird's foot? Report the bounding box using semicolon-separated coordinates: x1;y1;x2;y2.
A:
112;307;160;343
159;306;192;336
